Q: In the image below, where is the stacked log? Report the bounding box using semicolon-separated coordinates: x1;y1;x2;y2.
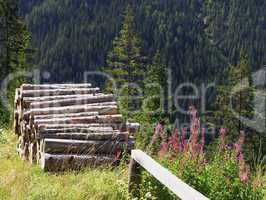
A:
13;83;139;171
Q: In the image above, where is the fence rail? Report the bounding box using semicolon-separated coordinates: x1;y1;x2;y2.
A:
128;149;209;200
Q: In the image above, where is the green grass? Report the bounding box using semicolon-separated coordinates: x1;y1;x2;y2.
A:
0;130;128;200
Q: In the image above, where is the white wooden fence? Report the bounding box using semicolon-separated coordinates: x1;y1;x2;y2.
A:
128;149;209;200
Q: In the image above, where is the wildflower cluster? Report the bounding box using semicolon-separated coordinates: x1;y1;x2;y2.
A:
139;106;264;200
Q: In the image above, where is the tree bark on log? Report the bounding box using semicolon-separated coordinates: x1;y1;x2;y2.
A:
22;93;106;107
33;114;124;125
17;136;24;156
29;108;118;121
13;110;20;135
29;142;37;164
35;122;139;134
37;127;115;134
43;138;134;155
21;83;92;90
22;142;29;161
36;140;41;165
32;111;100;120
41;153;115;172
14;88;21;107
29;94;114;109
24;104;117;118
36;123;114;130
37;131;129;141
21;88;100;98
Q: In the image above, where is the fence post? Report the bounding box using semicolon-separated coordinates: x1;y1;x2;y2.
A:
128;156;141;193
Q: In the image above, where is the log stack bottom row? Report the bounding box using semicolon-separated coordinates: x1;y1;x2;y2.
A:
13;83;139;171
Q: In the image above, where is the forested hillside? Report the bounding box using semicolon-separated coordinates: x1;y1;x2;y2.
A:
19;0;266;86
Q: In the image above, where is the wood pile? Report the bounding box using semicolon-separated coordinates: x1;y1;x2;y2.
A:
13;84;139;171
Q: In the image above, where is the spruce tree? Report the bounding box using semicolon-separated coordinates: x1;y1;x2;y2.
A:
215;50;253;138
104;5;145;117
214;50;265;162
143;50;168;122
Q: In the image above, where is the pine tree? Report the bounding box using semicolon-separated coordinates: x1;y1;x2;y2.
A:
214;50;265;162
143;50;168;122
104;5;145;117
215;50;254;139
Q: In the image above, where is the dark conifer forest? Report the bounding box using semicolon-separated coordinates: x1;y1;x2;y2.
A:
18;0;265;84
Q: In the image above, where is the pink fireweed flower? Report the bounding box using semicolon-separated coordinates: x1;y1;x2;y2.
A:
168;129;181;153
158;141;169;159
188;106;200;157
219;128;226;150
238;152;244;162
234;143;242;156
159;126;167;144
238;154;250;182
238;131;245;146
189;119;200;156
200;128;206;154
181;127;188;151
234;131;249;182
239;164;250;182
189;106;200;134
234;131;245;159
240;169;249;182
149;123;163;147
190;127;199;157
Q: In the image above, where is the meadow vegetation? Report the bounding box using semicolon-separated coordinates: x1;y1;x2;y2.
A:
0;130;128;200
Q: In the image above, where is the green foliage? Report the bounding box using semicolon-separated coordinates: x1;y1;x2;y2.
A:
214;51;265;163
19;0;266;90
204;0;266;70
104;5;146;118
143;51;168;123
137;170;176;200
0;102;9;127
215;51;253;137
0;0;33;126
137;149;264;200
0;128;7;144
135;122;154;151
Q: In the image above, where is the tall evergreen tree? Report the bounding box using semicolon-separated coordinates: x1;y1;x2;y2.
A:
215;50;253;138
143;50;168;122
214;50;265;162
104;5;145;117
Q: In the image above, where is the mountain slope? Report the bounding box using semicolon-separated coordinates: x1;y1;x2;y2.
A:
19;0;266;87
